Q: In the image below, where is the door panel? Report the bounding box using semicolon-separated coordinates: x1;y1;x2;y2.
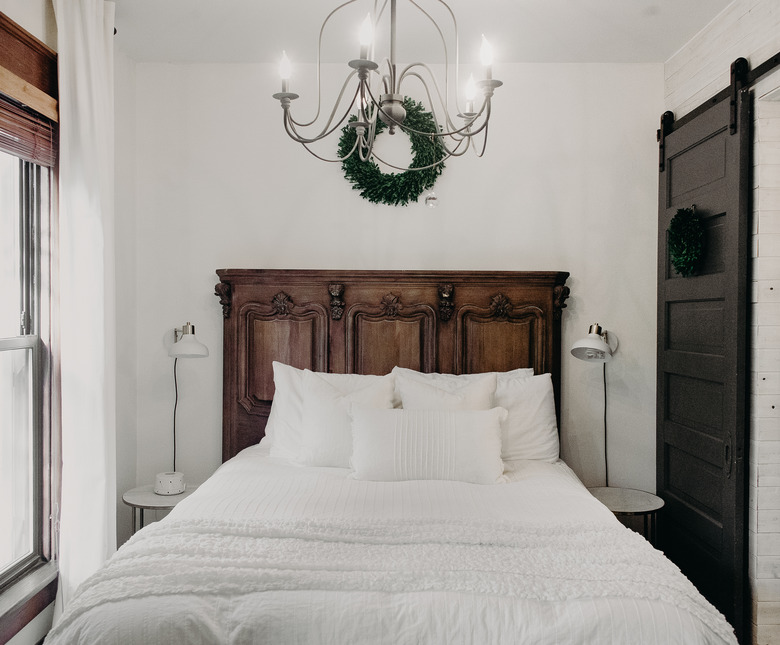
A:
657;88;750;642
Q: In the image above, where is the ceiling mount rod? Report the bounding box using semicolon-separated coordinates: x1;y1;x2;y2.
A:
390;0;397;93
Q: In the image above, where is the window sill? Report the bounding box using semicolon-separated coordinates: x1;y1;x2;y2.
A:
0;562;58;644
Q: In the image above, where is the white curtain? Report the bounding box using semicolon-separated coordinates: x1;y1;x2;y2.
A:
53;0;117;613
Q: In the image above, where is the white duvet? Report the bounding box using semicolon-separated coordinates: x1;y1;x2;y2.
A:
46;443;737;644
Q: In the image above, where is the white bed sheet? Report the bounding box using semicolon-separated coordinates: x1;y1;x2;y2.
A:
46;442;737;645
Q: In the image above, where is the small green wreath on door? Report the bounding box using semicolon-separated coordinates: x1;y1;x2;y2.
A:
668;206;704;277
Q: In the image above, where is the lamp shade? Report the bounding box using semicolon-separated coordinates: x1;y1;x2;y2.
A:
169;322;209;358
571;323;613;362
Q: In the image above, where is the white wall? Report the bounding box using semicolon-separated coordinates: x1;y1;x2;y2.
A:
0;0;56;49
752;83;780;645
665;0;780;117
113;58;663;545
114;48;139;549
664;1;780;642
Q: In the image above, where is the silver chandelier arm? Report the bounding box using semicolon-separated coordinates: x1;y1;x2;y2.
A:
291;0;362;128
366;133;470;171
404;0;458;108
284;79;362;144
273;0;501;174
299;140;358;163
288;69;361;133
398;68;491;138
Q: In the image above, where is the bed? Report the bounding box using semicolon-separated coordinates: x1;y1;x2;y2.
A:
45;269;737;644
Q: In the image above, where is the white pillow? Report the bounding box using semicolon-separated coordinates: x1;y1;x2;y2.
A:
267;362;394;461
396;372;497;410
298;370;395;468
392;366;558;462
350;407;507;484
265;362;305;460
391;366;533;391
497;373;559;462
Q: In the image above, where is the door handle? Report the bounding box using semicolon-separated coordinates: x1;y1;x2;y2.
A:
724;434;733;479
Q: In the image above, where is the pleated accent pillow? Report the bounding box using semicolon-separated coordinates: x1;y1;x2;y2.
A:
350;407;507;484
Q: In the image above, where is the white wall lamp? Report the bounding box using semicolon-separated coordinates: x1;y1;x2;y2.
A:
571;323;618;486
155;322;209;496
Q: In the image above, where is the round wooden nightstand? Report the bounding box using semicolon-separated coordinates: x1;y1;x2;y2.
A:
122;484;198;533
588;486;664;545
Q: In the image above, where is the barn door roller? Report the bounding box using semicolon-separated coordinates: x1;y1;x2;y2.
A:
730;57;749;135
657;111;674;173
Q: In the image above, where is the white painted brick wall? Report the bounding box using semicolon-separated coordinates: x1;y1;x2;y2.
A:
754;93;780;645
665;1;780;642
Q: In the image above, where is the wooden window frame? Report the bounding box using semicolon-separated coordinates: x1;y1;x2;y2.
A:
0;12;58;645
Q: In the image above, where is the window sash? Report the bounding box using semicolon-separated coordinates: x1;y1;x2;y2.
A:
0;335;42;592
0;157;46;593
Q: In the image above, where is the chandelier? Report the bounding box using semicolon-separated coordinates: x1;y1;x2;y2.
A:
272;0;502;172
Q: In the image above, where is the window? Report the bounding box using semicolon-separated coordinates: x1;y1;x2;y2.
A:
0;137;51;592
0;14;58;642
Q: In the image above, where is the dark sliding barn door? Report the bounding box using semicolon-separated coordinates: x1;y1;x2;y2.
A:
656;84;751;641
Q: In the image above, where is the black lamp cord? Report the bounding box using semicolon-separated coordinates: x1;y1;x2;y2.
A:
173;357;179;473
603;362;608;488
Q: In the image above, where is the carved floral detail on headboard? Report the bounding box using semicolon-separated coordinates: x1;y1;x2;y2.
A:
489;293;513;318
272;292;294;316
214;281;232;318
380;293;402;317
554;285;571;320
329;283;345;320
438;283;454;322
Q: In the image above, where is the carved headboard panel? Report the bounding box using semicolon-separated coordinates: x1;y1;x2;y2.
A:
215;269;570;462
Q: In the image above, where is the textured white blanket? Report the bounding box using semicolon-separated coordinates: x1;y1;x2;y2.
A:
47;516;736;644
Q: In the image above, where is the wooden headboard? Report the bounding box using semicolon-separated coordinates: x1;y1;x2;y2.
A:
215;269;570;462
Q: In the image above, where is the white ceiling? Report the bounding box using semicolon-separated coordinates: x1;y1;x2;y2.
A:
113;0;735;66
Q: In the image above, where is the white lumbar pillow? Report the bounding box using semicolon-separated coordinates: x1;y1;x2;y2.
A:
350;406;507;484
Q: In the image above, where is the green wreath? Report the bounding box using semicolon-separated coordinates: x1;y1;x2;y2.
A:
668;206;704;277
337;98;445;207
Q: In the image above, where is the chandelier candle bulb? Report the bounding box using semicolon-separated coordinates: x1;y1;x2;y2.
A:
480;35;493;80
465;74;477;114
359;14;373;60
279;51;291;93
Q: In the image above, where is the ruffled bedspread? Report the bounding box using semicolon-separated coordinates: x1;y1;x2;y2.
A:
47;516;736;644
